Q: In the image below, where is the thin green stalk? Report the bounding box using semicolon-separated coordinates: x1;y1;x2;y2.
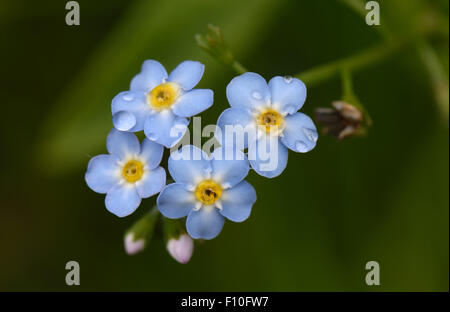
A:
231;60;248;75
341;68;354;100
296;41;402;87
340;68;373;126
415;39;449;120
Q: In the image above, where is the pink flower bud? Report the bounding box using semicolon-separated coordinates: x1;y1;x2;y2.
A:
167;234;194;264
124;233;145;255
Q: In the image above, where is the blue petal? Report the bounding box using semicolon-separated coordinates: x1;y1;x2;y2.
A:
219;180;256;222
211;147;249;188
216;107;256;149
226;72;270;111
157;183;196;218
268;76;307;114
168;60;205;91
105;183;141;217
171;89;213;117
130;60;168;93
85;155;120;194
106;129;140;160
280;112;318;153
248;136;289;178
168;145;211;185
139;138;163;170
111;91;150;132
143;110;189;148
186;207;225;240
136;166;166;198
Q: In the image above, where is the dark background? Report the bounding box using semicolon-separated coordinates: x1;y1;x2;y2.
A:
0;0;448;291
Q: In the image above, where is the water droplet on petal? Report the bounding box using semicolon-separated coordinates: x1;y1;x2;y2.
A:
147;132;159;140
295;141;308;153
251;91;263;100
113;111;136;131
302;128;318;142
284;76;293;83
123;93;134;101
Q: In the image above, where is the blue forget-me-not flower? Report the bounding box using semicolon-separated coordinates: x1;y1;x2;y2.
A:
157;145;256;240
85;129;166;217
216;72;318;178
112;60;214;148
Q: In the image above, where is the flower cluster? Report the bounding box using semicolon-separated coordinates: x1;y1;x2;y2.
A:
85;59;317;259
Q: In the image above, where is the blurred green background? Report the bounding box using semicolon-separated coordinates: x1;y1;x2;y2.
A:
0;0;448;291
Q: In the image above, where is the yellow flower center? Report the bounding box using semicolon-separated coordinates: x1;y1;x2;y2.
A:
256;109;284;133
122;160;144;183
194;180;222;205
147;82;179;110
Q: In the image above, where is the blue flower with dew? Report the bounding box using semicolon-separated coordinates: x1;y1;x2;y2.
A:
112;60;214;148
85;129;166;217
157;145;256;240
216;72;318;178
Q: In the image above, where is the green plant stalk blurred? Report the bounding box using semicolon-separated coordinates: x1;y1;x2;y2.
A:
199;0;448;122
340;68;372;128
296;42;401;87
125;206;159;243
415;39;449;120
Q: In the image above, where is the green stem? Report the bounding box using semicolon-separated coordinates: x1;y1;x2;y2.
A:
231;60;248;75
341;68;354;100
296;41;402;87
415;39;449;120
339;68;373;126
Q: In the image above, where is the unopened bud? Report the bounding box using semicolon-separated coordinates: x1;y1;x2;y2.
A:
195;24;246;74
124;233;145;255
123;207;159;255
195;24;231;61
315;101;365;139
167;234;194;264
163;218;194;263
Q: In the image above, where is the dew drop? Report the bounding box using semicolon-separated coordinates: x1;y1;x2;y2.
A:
295;141;308;153
302;128;318;142
123;93;134;102
147;132;159;140
283;76;293;83
113;111;135;131
251;91;263;100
